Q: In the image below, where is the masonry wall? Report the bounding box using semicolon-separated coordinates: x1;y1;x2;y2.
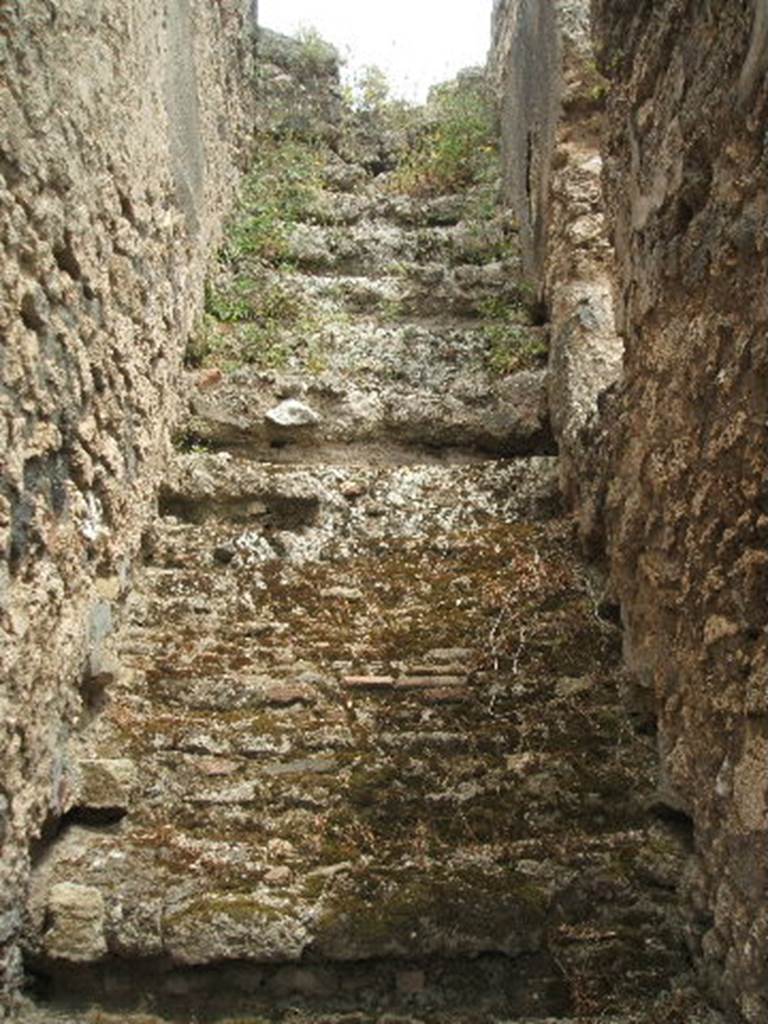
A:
589;3;768;1019
492;1;768;1021
0;0;255;1004
489;0;623;502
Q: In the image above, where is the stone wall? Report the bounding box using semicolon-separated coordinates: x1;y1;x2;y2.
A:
493;1;768;1020
489;0;623;502
0;0;255;1005
589;3;768;1020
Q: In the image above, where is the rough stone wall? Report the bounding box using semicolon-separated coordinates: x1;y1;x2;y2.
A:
490;0;623;501
588;3;768;1020
256;27;342;142
0;0;255;1005
493;1;768;1020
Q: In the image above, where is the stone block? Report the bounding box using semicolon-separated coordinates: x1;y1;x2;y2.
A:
76;758;137;812
44;883;107;962
269;966;338;997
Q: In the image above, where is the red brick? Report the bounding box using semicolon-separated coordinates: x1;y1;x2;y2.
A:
342;675;395;689
407;664;468;676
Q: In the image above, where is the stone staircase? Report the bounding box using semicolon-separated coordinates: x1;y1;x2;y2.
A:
19;117;718;1024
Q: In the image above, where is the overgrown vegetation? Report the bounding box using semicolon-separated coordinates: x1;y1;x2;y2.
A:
191;32;508;373
477;295;548;376
293;24;340;74
188;134;330;370
218;138;325;267
342;63;421;136
390;71;499;197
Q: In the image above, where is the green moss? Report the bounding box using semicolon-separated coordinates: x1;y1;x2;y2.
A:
315;865;550;952
166;894;289;928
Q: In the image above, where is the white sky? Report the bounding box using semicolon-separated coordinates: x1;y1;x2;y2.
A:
258;0;495;103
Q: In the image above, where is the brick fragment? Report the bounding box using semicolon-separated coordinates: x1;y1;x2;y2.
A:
264;684;315;706
407;663;468;676
194;367;222;389
196;757;240;777
342;675;394;689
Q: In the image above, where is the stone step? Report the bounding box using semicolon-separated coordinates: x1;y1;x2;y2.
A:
280;259;525;318
27;499;695;1022
141;458;560;570
26;820;685;968
195;314;494;383
301;186;475;229
279;217;516;274
187;373;553;458
15;1009;721;1024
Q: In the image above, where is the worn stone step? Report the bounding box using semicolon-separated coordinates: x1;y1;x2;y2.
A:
139;459;561;575
281;259;526;318
185;362;553;457
279;218;516;275
15;1010;721;1024
25;821;685;970
299;188;470;228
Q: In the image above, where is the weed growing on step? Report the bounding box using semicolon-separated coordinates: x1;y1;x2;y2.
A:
191;276;321;371
174;432;212;455
342;63;422;142
478;295;548;375
294;24;340;75
218;137;326;267
190;135;333;370
390;72;499;197
213;309;323;372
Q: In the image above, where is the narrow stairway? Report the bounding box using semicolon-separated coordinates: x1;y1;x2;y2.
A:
21;71;713;1024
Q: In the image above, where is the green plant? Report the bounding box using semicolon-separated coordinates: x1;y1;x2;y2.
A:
294;24;340;74
379;295;405;321
196;275;319;370
478;296;548;375
218;137;326;268
346;63;391;114
204;279;254;322
486;325;548;376
576;57;611;106
341;63;421;141
390;72;499;197
175;433;212;455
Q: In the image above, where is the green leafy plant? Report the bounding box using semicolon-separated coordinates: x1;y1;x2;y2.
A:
390;72;499;196
345;63;392;115
218;137;326;268
204;279;254;322
342;63;420;136
294;24;340;75
478;296;548;376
